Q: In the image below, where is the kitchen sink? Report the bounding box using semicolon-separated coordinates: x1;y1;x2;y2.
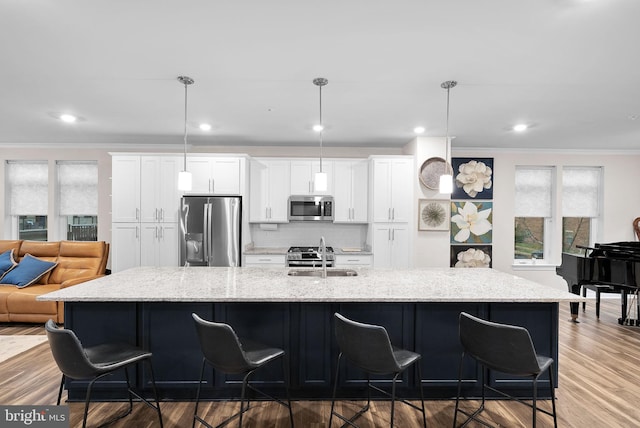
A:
288;269;358;277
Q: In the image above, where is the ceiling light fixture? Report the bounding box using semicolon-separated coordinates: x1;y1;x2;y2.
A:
199;123;212;131
414;126;426;134
513;123;528;132
313;77;329;192
439;80;457;194
177;75;194;192
59;114;77;123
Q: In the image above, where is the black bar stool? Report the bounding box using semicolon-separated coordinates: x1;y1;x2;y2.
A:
191;313;294;428
453;312;558;428
329;312;427;428
45;319;163;428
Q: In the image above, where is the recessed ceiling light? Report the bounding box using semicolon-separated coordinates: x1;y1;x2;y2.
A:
313;124;324;132
414;126;426;134
199;123;212;131
513;123;528;132
59;114;77;123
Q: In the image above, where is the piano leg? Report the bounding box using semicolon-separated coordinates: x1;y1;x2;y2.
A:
569;282;581;323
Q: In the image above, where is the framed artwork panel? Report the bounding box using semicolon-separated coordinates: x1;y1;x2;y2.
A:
452;157;494;200
418;199;450;231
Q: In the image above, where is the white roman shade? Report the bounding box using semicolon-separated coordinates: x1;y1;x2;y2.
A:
6;161;48;215
514;167;553;217
562;167;601;217
57;161;98;215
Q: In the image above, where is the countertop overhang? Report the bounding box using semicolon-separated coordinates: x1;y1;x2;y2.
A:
38;266;584;303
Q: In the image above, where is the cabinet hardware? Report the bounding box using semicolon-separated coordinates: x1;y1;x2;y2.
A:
136;208;139;220
136;226;139;239
392;208;395;220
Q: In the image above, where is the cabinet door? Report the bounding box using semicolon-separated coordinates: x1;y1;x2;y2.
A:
157;224;179;266
390;159;412;223
372;225;392;268
371;160;393;222
112;156;140;222
332;162;352;222
186;158;214;193
111;223;140;272
389;225;410;268
140;224;159;267
157;157;182;223
249;160;269;222
351;160;369;222
211;158;241;194
140;157;160;223
267;161;291;222
290;161;313;195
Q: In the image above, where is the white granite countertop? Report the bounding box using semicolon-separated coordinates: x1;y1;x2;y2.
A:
243;247;289;255
38;266;584;303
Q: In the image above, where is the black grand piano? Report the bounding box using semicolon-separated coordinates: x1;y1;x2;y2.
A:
557;242;640;325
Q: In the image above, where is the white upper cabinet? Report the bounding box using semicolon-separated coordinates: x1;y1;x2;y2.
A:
140;156;182;223
187;157;241;195
370;157;413;223
249;159;290;222
333;160;368;223
290;160;333;195
371;223;409;268
112;156;141;222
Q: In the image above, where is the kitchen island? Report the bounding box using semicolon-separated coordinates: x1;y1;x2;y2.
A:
39;266;582;401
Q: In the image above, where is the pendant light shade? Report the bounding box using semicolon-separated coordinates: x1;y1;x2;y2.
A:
439;80;457;194
177;75;194;192
313;77;328;192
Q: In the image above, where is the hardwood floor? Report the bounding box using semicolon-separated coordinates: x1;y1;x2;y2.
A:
2;299;640;427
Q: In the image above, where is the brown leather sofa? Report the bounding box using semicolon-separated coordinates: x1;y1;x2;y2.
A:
0;240;109;324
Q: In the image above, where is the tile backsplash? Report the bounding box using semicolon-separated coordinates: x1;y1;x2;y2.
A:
250;222;368;249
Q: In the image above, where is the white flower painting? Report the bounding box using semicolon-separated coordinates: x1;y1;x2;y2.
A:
451;246;492;268
452;158;494;199
450;201;493;244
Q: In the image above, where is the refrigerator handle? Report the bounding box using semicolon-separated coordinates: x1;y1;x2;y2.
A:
203;202;209;262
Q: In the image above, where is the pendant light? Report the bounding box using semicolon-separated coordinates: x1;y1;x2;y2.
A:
439;80;457;194
313;77;328;192
177;75;194;191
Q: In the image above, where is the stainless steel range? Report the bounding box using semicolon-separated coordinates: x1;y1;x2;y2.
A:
286;246;335;267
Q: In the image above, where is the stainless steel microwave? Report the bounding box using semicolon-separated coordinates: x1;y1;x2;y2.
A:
288;195;334;221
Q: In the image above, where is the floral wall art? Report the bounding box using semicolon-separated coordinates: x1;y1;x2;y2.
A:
450;157;494;267
451;157;493;200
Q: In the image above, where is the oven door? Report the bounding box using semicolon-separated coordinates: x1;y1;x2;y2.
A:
287;259;334;268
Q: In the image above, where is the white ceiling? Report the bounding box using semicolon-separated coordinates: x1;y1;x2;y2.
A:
2;0;640;151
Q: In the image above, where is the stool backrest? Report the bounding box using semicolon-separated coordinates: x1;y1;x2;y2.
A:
45;319;98;379
192;313;251;374
459;312;542;376
334;313;400;374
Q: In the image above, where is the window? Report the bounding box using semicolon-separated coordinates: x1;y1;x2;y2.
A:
6;161;49;241
514;167;554;261
562;167;601;255
57;161;98;241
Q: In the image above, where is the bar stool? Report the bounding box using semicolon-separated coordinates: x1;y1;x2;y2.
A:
329;312;427;428
453;312;558;428
191;313;294;428
45;319;163;428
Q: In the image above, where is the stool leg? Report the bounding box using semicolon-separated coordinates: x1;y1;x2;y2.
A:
549;364;558;428
390;372;399;428
416;362;427;428
328;353;342;428
595;290;601;318
146;359;164;428
282;356;294;427
192;359;207;428
57;375;65;405
532;374;537;428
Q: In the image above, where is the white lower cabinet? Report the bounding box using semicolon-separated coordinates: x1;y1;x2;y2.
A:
334;254;372;267
111;223;178;273
371;224;409;268
244;254;286;267
140;223;179;267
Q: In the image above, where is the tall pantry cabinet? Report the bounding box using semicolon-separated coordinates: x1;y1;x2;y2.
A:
368;156;413;268
111;154;182;272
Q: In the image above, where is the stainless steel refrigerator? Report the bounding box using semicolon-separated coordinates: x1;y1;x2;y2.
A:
180;195;242;267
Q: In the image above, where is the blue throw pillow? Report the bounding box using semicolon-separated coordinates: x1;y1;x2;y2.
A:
0;249;18;281
0;253;57;288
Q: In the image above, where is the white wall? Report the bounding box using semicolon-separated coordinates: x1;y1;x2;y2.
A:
3;144;639;292
407;140;640;290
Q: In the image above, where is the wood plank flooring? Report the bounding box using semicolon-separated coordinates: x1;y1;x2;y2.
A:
2;299;640;427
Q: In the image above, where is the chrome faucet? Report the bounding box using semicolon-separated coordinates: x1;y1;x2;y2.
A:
319;236;327;278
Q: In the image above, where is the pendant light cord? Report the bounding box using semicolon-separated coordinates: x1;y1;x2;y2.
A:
319;83;323;173
183;81;189;171
445;85;450;165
